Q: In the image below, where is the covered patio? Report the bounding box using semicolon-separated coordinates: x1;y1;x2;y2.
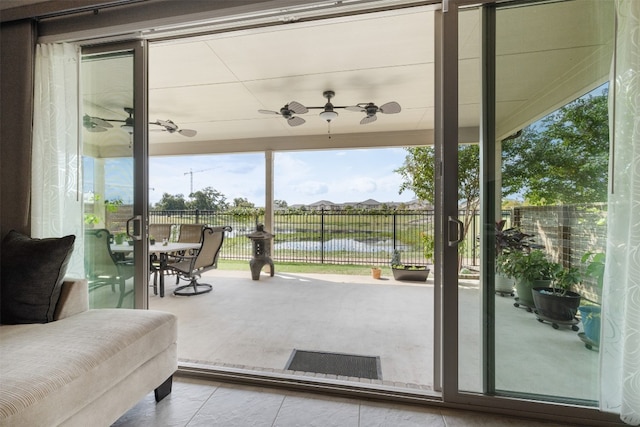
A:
141;269;599;401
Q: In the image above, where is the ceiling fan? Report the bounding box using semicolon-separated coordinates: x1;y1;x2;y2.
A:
345;101;402;124
149;119;197;137
83;107;197;137
83;114;112;132
258;101;308;127
258;91;401;126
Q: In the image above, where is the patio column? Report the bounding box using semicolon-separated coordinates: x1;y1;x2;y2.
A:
264;150;275;251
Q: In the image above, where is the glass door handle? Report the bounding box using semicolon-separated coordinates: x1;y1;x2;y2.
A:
447;216;464;247
126;215;143;241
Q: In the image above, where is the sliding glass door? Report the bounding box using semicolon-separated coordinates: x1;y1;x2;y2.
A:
81;42;149;309
490;0;613;402
445;1;619;422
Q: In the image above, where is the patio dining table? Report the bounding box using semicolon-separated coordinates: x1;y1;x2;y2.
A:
111;242;201;297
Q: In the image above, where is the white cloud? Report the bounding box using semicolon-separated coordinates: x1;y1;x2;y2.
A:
292;181;329;197
347;177;377;194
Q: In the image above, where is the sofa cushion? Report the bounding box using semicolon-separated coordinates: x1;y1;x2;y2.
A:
1;230;75;324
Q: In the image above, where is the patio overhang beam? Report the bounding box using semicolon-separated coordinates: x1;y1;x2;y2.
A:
148;127;479;157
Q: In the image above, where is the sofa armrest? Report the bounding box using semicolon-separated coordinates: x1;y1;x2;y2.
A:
54;279;89;320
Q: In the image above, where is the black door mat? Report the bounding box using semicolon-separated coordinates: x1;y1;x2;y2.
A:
285;349;381;380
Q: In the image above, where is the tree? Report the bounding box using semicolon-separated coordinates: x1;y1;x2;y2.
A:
154;193;187;211
233;197;255;208
187;187;228;211
502;91;609;205
274;199;288;209
396;144;480;239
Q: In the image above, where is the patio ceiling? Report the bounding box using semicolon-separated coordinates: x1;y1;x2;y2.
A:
81;0;613;158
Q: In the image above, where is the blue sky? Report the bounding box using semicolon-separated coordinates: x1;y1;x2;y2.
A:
149;147;417;207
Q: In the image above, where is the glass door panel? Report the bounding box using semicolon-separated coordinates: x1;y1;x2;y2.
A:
457;6;483;394
81;48;143;309
491;0;613;402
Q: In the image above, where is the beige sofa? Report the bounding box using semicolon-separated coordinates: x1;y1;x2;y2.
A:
0;279;178;427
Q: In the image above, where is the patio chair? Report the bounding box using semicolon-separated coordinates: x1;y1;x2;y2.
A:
164;225;232;296
149;223;174;243
84;229;134;307
149;223;175;288
177;224;205;243
162;223;206;285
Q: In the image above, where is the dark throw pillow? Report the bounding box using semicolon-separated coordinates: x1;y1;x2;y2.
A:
1;230;75;324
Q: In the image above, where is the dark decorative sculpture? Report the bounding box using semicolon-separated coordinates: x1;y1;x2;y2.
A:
247;224;275;280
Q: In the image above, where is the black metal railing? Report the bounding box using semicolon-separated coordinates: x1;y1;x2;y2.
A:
139;208;494;267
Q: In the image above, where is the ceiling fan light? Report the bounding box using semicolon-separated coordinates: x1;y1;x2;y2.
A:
121;123;134;132
319;110;338;122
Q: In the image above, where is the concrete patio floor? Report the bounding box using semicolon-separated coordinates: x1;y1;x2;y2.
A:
145;269;599;402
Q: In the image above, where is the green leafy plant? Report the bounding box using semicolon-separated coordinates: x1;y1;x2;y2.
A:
582;251;605;288
84;194;123;225
421;232;434;264
549;263;582;295
498;249;554;283
114;232;128;245
494;220;542;275
390;233;433;270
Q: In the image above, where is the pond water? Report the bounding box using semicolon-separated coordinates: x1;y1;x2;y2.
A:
274;238;410;253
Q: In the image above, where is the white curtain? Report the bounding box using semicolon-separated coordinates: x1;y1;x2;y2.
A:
600;0;640;425
32;43;84;277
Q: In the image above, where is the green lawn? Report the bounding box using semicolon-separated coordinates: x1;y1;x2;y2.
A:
216;259;387;276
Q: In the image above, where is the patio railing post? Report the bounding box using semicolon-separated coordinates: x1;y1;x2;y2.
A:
473;209;478;265
321;208;325;264
393;211;397;251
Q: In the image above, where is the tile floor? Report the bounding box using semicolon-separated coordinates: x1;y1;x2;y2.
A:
112;376;576;427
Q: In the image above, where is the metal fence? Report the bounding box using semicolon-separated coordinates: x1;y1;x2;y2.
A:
103;204;607;270
138;208;488;267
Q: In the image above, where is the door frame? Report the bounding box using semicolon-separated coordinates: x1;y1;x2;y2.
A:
81;40;150;309
437;2;619;426
71;1;621;424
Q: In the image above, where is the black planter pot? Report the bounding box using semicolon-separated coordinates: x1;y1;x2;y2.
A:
392;266;430;281
532;287;581;330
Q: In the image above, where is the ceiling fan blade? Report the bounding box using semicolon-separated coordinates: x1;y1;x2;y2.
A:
345;106;365;112
86;125;107;132
379;101;401;114
92;117;113;128
178;129;197;137
287;101;308;114
287;116;306;127
155;119;178;130
360;115;377;125
258;109;280;115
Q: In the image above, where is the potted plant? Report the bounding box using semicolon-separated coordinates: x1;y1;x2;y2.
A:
532;263;582;330
390;240;431;282
114;232;127;245
493;221;538;296
499;249;553;311
578;252;605;349
371;266;382;279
